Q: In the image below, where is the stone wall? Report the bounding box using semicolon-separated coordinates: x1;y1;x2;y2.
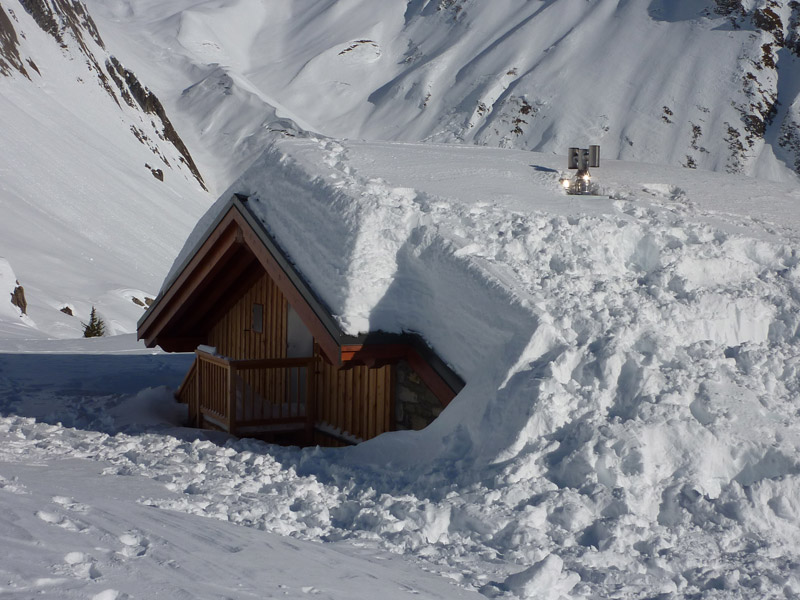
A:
394;360;443;431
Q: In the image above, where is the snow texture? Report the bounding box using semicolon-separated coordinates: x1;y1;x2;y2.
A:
137;135;800;597
1;0;800;598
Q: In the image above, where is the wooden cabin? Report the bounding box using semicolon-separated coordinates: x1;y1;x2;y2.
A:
137;194;464;446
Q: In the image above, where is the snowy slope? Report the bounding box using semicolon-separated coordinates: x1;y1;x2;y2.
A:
0;0;211;340
86;0;800;186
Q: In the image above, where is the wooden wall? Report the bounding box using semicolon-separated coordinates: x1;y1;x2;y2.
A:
208;272;287;360
315;358;394;442
205;268;395;443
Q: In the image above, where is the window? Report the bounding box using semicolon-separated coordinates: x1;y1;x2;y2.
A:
252;303;264;333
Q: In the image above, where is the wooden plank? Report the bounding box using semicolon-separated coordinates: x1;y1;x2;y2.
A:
337;370;356;435
355;367;365;440
388;364;396;432
228;364;237;435
194;355;201;428
196;349;230;368
176;358;197;404
305;362;315;444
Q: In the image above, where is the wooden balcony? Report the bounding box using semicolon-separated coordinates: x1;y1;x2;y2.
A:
176;349;315;440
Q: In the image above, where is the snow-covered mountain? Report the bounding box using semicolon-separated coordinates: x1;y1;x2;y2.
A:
86;0;800;187
1;2;800;599
0;0;210;339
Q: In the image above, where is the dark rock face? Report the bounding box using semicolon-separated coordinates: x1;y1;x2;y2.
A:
8;0;207;189
107;56;206;190
713;0;744;16
10;282;27;314
0;4;34;77
18;0;104;52
709;0;800;175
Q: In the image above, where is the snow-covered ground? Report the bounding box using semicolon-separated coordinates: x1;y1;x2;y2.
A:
0;338;476;600
2;0;800;598
4;135;800;598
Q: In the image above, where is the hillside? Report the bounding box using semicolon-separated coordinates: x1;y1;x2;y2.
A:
85;0;800;188
0;0;210;340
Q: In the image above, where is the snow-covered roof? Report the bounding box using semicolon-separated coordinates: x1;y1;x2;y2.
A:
166;135;800;377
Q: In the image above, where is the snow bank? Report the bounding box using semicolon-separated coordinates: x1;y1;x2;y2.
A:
152;136;800;596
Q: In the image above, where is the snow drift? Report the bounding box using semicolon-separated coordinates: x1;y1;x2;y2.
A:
154;134;800;596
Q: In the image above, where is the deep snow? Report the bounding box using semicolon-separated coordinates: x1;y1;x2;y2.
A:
146;135;800;597
1;0;800;598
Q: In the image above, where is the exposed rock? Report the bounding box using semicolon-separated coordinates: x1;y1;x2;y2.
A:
0;4;31;78
19;0;105;52
145;163;164;181
107;56;207;190
59;305;73;316
10;281;26;314
394;360;442;431
713;0;744;15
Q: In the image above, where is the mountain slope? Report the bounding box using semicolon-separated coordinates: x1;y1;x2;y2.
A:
86;0;800;187
0;0;210;338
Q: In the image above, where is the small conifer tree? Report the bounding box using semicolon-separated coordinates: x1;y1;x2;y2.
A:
82;306;106;338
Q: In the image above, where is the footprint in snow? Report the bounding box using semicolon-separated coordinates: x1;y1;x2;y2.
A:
302;586;321;594
52;495;89;513
118;531;149;558
0;474;27;494
62;551;102;580
35;510;89;532
92;590;128;600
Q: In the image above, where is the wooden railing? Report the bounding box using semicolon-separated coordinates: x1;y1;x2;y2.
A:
180;349;315;438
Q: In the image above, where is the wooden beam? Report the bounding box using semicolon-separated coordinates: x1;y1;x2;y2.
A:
140;212;243;345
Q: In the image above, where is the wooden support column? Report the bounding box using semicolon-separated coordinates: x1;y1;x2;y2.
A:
228;363;237;436
194;354;202;428
305;360;316;445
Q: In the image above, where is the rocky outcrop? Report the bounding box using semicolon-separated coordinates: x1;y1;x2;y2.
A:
0;4;36;77
10;281;26;314
18;0;104;52
7;0;206;189
107;56;206;190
